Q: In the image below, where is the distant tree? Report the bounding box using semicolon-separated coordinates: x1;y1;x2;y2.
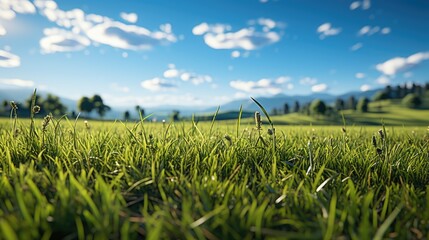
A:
372;91;389;101
43;94;67;116
135;105;145;119
124;111;130;121
2;100;9;113
283;103;289;114
402;93;422;109
293;101;300;113
384;85;393;99
348;96;357;111
335;98;345;111
78;97;93;116
395;85;403;99
91;94;110;118
310;99;326;115
425;83;429;91
357;97;370;112
171;110;180;121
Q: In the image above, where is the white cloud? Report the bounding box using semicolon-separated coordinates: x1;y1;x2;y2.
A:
120;12;138;23
358;25;390;36
376;52;429;76
317;23;341;39
0;50;20;67
230;78;287;95
299;77;317;85
350;0;371;10
350;42;363;51
231;50;240;58
0;24;5;36
0;0;35;20
381;27;391;34
86;21;176;50
376;75;390;85
40;28;90;53
0;78;34;87
355;73;365;79
311;83;328;92
141;77;176;91
34;1;176;52
192;19;282;50
162;65;212;85
360;84;371;91
101;93;205;107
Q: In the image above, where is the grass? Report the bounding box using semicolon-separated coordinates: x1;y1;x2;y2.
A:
0;111;428;239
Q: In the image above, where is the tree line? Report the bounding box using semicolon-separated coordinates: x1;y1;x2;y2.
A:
272;82;429;117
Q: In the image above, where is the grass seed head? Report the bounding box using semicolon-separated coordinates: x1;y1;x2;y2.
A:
84;120;90;130
267;128;275;136
32;105;41;114
255;111;261;130
378;129;384;140
372;135;377;147
10;101;18;110
42;114;52;131
341;127;346;133
224;134;232;145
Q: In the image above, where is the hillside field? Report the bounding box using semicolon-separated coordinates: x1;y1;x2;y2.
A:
0;115;428;239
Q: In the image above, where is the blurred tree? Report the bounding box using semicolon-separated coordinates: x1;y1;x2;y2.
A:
283;103;289;114
43;94;67;116
347;96;357;111
402;93;422;109
357;97;370;112
124;111;130;121
293;101;300;113
78;97;93;117
335;98;345;111
372;91;389;101
171;110;180;121
91;94;110;118
310;99;326;115
135;105;145;119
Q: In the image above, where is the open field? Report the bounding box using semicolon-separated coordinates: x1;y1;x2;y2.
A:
0;116;429;239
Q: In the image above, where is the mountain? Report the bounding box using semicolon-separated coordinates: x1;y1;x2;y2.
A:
205;89;380;113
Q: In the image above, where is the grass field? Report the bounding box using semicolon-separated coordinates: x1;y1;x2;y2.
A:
0;112;429;239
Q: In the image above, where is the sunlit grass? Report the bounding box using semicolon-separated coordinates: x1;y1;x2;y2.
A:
0;114;428;239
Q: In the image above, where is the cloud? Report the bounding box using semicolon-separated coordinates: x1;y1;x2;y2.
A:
192;19;282;50
355;73;365;79
0;78;34;87
0;50;20;67
231;50;240;58
86;21;176;50
299;77;317;85
0;24;6;36
34;1;176;52
120;12;138;23
141;77;176;91
358;26;390;36
162;65;212;85
376;75;390;85
311;83;328;92
230;77;291;95
350;42;363;51
360;84;371;91
376;52;429;76
350;0;371;10
40;28;91;53
317;23;341;39
0;0;35;20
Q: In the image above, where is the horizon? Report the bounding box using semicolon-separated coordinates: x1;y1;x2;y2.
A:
1;0;429;108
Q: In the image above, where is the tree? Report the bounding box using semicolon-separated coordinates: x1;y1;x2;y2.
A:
348;96;357;111
43;94;67;116
283;103;289;114
78;97;93;116
171;110;180;121
357;97;369;112
124;111;130;121
91;94;110;118
402;93;422;109
335;98;345;111
293;101;300;113
372;91;389;101
310;99;326;115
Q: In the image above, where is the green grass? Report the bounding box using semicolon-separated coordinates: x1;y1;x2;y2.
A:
0;115;429;239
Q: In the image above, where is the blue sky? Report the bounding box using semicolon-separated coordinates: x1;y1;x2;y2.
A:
1;0;428;108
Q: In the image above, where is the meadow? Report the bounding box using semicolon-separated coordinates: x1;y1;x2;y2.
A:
0;109;429;239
